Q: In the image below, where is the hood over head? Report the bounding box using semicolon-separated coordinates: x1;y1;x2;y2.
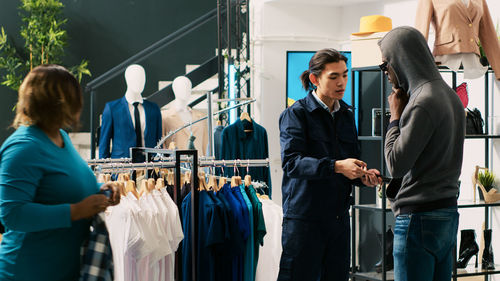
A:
378;26;442;94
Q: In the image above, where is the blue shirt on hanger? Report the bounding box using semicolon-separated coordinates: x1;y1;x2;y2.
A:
238;185;255;281
181;190;225;281
220;183;249;281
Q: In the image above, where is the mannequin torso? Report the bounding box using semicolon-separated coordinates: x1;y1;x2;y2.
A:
172;76;193;124
161;76;209;155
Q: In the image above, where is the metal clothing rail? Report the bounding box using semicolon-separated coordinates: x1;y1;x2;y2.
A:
86;158;132;166
95;158;269;172
155;99;256;149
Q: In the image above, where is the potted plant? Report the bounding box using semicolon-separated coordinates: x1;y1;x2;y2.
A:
0;0;90;93
473;166;500;203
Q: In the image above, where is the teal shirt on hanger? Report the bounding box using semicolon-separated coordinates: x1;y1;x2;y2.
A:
238;185;255;281
0;126;100;281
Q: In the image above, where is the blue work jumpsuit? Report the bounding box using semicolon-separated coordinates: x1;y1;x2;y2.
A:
278;91;360;281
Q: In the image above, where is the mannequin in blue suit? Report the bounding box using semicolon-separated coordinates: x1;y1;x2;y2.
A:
98;64;162;158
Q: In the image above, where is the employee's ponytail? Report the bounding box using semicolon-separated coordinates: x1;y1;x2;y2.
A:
300;70;312;91
300;48;348;91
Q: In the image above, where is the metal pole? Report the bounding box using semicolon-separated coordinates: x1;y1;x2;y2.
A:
90;90;96;159
227;0;232;67
246;0;251;117
174;151;182;281
190;150;199;281
207;91;215;157
236;0;241;117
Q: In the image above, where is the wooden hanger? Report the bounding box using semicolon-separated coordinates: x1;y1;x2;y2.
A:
97;173;106;183
218;177;227;191
231;176;242;187
166;169;174;185
198;172;208;191
138;180;147;197
244;174;252;187
147;178;156;193
240;111;251;122
208;174;218;191
156;178;165;190
125;180;139;198
117;181;126;196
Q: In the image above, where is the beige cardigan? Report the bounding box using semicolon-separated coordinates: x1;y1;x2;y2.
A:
415;0;500;80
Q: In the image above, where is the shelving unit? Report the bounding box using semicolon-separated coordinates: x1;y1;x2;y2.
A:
350;66;498;281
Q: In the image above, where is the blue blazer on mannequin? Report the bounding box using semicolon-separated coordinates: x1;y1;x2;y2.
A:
99;96;162;158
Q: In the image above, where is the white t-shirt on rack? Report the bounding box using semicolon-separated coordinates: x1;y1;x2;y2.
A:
256;199;283;281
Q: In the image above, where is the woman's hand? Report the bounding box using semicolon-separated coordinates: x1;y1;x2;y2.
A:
335;158;367;180
100;182;121;206
70;194;110;221
361;168;382;187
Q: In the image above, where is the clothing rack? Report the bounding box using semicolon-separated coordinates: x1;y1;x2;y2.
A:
95;158;270;173
89;147;269;281
155;98;256;149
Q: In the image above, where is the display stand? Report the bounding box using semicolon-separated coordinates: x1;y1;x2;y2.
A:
350;66;499;281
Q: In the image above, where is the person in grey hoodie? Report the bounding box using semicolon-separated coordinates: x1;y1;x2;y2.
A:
378;26;465;281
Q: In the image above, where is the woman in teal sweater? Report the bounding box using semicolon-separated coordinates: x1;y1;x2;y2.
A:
0;65;120;281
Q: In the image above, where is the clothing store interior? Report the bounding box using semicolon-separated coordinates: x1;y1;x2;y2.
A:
0;0;500;280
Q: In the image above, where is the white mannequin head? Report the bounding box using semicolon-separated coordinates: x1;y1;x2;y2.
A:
124;64;146;103
172;76;192;111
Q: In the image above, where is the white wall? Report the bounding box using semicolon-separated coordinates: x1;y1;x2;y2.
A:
250;0;343;205
252;0;500;272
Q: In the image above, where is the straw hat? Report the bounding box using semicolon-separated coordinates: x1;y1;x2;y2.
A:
352;15;392;36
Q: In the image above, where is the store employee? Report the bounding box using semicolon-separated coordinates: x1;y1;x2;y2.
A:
278;48;381;281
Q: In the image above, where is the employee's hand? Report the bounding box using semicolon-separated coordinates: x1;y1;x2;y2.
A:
100;182;121;206
361;168;382;187
388;87;409;122
335;158;367;180
70;194;110;221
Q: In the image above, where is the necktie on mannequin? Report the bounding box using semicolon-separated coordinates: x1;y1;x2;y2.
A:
133;102;142;147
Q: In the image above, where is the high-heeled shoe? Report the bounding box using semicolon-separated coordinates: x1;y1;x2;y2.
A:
457;229;479;268
482;229;495;270
472;166;500;203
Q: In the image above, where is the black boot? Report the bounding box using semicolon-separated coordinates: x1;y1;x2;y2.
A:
457;229;479;268
374;228;394;273
482;229;495;270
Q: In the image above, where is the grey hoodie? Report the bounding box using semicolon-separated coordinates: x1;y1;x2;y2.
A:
379;27;465;216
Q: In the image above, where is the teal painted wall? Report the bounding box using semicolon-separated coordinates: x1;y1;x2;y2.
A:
0;0;217;143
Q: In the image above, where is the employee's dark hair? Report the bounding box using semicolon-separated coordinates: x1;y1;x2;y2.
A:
300;48;348;91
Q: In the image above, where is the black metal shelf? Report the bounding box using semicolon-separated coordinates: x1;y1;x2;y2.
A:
353;204;392;212
351;66;497;281
354;200;500;212
465;134;500;139
455;265;500;277
351;265;500;281
351;271;394;281
457;200;500;208
358;136;383;141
